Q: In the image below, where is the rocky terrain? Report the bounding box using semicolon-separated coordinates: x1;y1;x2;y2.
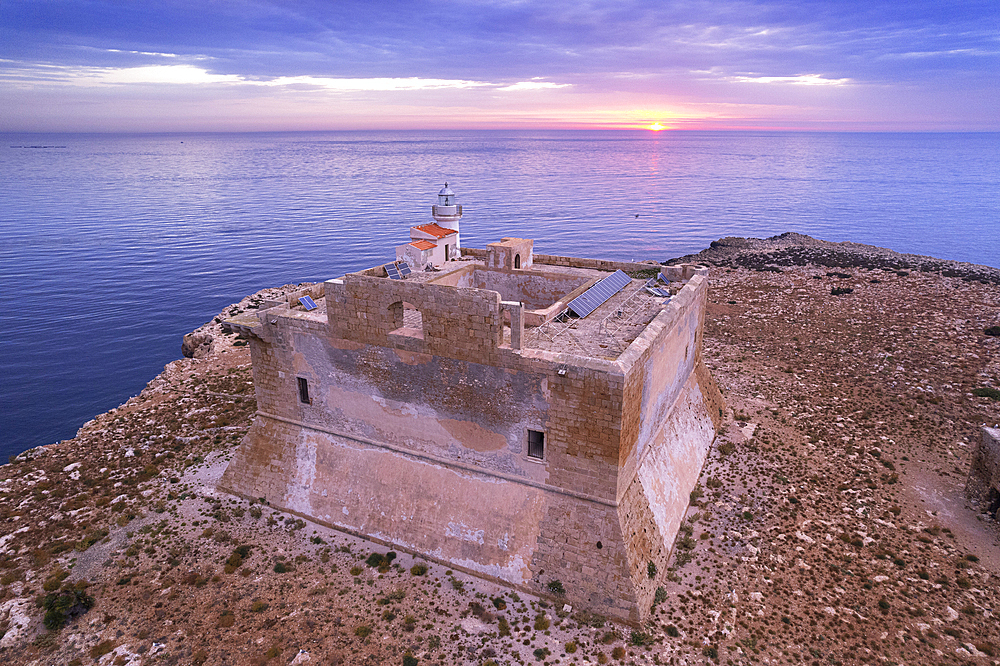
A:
1;235;999;666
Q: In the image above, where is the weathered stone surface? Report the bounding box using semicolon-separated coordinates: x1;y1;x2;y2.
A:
181;331;213;358
968;427;1000;512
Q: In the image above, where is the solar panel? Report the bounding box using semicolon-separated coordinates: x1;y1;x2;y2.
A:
298;295;318;310
398;262;412;277
385;264;401;280
567;269;632;318
658;272;672;284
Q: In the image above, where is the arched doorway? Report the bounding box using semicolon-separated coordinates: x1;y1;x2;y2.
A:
514;253;521;269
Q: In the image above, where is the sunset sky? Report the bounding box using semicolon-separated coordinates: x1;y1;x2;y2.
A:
2;0;997;132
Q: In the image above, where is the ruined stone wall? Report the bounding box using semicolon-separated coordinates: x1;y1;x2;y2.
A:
324;274;504;363
459;249;707;281
968;427;1000;511
426;266;589;311
533;254;696;277
461;268;589;310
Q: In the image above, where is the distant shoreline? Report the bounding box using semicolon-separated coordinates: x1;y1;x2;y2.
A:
667;232;1000;283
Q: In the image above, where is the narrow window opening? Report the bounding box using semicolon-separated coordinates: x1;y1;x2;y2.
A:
527;429;545;460
297;377;310;404
514;253;521;269
988;488;1000;515
389;301;425;340
445;244;450;261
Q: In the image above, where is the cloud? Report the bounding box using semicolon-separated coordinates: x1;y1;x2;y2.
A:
728;74;851;86
497;81;572;91
86;64;243;86
1;57;574;94
1;0;998;130
260;76;492;91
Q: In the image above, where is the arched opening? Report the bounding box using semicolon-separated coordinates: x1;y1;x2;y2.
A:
514;253;521;269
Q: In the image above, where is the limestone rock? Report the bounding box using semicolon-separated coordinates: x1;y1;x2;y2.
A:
181;331;213;359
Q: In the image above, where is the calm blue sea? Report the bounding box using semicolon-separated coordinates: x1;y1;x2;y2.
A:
2;130;999;459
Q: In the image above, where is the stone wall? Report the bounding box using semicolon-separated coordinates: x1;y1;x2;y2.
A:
429;266;590;311
614;275;723;612
967;427;1000;515
324;274;504;363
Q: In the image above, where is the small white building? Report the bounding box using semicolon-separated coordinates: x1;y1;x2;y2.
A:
396;184;463;270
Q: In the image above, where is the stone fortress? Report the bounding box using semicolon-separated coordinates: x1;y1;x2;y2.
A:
220;185;724;622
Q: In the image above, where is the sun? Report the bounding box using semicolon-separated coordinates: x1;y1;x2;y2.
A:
646;122;665;131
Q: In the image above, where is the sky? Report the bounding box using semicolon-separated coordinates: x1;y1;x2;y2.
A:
1;0;998;132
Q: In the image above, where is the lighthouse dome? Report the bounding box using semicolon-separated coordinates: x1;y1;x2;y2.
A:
436;182;458;207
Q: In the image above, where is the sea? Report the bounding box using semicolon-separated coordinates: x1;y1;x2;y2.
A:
2;130;999;460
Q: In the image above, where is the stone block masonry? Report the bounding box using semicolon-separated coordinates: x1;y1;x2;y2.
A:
967;427;1000;517
220;244;722;623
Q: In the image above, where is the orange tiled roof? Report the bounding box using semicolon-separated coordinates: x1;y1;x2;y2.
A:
412;223;456;239
409;240;436;251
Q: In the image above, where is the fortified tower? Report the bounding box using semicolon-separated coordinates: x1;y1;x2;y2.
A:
220;190;723;623
431;182;462;250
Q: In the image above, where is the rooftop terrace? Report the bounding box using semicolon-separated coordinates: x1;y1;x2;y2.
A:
226;253;700;362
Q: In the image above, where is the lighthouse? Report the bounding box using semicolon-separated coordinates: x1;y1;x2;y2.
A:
431;182;462;252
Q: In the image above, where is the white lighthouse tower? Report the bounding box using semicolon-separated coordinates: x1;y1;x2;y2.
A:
431;182;462;252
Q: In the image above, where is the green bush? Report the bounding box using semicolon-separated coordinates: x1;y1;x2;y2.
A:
985;326;1000;337
403;655;419;666
647;561;657;579
973;387;1000;401
631;630;654;646
42;587;95;630
42;568;70;592
75;528;108;552
410;564;428;576
547;579;565;595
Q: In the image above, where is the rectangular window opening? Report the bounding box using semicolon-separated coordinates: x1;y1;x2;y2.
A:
297;377;310;404
527;429;545;460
